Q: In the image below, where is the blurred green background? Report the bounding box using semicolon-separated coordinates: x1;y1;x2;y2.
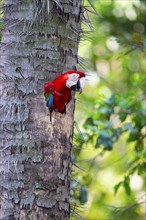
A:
71;0;146;219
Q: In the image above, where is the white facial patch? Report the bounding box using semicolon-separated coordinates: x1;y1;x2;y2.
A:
66;73;79;88
79;77;86;91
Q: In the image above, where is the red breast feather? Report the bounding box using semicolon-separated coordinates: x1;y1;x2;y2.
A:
53;74;71;113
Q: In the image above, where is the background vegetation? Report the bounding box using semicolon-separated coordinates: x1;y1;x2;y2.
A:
72;0;146;219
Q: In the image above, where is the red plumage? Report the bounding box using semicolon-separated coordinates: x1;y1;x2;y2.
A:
44;70;85;119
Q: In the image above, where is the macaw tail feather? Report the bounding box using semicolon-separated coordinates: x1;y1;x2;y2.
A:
49;110;53;122
45;94;54;122
47;94;53;109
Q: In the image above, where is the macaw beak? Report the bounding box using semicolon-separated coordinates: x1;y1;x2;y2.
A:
66;74;86;93
77;77;85;93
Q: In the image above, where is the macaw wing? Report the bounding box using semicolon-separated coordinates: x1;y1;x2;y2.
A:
44;81;54;112
44;91;54;122
46;93;54;110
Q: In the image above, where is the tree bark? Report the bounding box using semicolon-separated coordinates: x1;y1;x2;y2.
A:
0;0;82;219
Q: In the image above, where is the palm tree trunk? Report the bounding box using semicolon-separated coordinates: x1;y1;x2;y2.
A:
0;0;82;219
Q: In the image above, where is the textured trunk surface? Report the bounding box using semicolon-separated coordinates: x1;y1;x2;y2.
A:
0;0;82;219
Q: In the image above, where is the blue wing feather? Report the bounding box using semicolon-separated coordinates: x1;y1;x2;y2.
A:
47;94;54;110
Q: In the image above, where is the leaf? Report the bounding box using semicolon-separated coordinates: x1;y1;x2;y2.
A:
114;181;122;194
133;114;146;128
128;166;137;175
135;141;144;152
79;185;88;204
124;123;135;133
99;106;113;116
123;176;131;195
105;93;116;105
119;112;127;122
112;127;122;141
137;163;146;176
84;117;93;128
96;132;113;150
127;132;138;142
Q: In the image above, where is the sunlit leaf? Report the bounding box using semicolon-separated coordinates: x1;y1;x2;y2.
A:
119;112;127;121
123;176;131;195
127;132;138;142
114;181;122;194
137;163;146;176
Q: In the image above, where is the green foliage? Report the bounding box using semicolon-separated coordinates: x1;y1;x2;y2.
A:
75;92;145;194
114;176;132;196
73;0;146;219
82;91;145;155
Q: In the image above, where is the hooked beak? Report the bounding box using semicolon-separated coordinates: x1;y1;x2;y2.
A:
76;80;82;93
67;76;86;93
79;88;82;94
77;77;85;93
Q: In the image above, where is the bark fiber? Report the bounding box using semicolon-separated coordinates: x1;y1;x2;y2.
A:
0;0;82;219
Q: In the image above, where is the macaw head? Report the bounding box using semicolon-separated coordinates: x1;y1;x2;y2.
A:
66;70;86;93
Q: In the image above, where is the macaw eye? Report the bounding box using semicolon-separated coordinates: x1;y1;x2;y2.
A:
66;73;79;88
68;73;79;81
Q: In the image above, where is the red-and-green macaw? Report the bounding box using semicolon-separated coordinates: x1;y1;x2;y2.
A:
44;70;86;120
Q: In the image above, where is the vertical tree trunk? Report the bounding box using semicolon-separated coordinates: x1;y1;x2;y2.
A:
0;0;82;219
